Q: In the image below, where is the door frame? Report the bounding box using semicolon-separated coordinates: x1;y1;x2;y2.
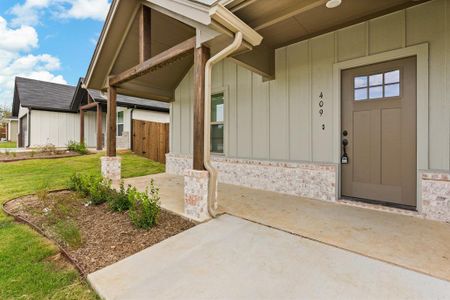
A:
332;43;429;212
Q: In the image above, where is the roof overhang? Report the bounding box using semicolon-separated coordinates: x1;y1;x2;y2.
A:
84;0;262;101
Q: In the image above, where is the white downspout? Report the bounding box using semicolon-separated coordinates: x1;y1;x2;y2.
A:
204;32;243;218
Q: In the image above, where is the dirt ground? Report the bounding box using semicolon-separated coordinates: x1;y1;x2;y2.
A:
4;191;195;274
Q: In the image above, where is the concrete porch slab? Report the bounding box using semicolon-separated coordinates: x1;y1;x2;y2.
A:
88;215;450;300
123;174;450;282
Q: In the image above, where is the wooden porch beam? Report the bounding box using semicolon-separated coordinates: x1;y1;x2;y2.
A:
109;37;196;87
106;85;117;157
97;103;103;151
250;0;326;31
193;45;210;170
80;102;98;110
139;5;152;63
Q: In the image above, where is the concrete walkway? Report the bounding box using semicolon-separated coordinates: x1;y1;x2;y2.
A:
89;215;450;300
123;173;450;282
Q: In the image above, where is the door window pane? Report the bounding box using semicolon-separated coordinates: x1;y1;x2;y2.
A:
354;76;368;88
353;69;401;101
384;70;400;84
354;88;367;101
369;86;383;99
384;83;400;97
369;74;383;86
211;124;224;153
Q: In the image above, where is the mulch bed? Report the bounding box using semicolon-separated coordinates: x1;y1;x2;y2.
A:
0;151;80;162
3;191;195;274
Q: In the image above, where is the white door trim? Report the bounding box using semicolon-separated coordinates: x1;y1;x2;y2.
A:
332;43;429;209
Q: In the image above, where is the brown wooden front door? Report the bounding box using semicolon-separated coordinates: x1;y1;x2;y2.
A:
341;56;417;207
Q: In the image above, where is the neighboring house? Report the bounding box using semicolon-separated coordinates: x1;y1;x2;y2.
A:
12;77;169;152
85;0;450;223
6;117;18;142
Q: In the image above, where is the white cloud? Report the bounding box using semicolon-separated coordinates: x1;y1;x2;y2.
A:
0;17;66;107
60;0;110;21
10;0;111;26
0;17;38;52
10;0;51;26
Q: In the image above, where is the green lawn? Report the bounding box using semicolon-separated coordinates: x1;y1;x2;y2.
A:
0;141;17;148
0;152;165;299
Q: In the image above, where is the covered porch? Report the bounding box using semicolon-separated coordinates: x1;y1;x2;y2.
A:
122;172;450;283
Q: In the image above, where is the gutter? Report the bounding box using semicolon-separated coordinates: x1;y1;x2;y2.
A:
203;4;261;217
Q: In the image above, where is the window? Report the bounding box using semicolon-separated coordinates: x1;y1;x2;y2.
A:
211;93;224;153
354;69;400;101
117;111;124;136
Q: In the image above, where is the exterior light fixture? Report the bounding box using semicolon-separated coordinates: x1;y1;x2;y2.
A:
326;0;342;8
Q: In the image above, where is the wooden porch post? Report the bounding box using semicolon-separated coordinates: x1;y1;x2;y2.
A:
193;45;210;170
80;108;84;145
106;85;117;157
96;103;103;150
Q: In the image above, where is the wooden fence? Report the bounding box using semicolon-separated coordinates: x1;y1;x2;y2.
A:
132;120;169;164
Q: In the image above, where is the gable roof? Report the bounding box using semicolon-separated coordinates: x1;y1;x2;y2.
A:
72;77;169;112
11;77;170;117
12;77;77;116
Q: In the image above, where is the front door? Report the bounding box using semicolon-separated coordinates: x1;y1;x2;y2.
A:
341;56;416;207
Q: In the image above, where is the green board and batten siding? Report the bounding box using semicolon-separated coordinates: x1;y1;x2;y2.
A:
171;0;450;171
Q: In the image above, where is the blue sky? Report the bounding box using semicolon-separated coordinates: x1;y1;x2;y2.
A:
0;0;110;108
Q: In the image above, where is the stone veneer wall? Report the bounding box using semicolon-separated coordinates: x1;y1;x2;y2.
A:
166;154;337;202
101;156;122;183
184;170;210;222
116;132;130;149
421;172;450;223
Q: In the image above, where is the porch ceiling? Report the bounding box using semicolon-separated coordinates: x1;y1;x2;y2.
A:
227;0;429;49
109;8;196;101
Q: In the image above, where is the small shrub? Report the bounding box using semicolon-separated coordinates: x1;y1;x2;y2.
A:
11;151;16;157
128;179;160;229
4;150;9;156
67;140;88;155
68;173;112;205
40;143;56;154
89;178;113;205
30;150;35;157
108;182;132;212
54;220;82;248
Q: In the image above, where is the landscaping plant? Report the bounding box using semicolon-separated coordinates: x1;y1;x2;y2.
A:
40;143;57;154
68;173;112;205
67;140;88;155
35;180;50;207
54;219;83;249
128;179;160;229
108;181;132;212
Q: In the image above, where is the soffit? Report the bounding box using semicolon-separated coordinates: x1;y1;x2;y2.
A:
230;0;429;48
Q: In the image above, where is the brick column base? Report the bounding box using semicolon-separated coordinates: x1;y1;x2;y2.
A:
101;156;122;183
184;169;210;222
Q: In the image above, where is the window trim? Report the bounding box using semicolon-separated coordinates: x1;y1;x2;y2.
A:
117;111;124;137
210;87;227;156
210;91;225;155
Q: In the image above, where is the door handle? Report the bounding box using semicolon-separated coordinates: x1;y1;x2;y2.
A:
342;137;349;164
